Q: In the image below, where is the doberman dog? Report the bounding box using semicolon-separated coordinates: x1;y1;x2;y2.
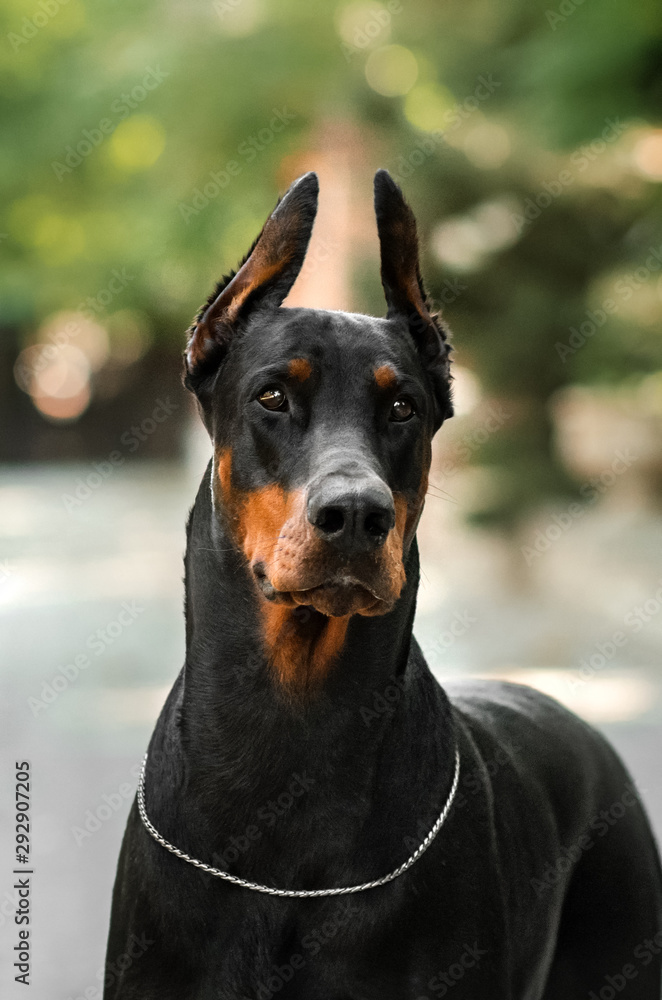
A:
104;171;662;999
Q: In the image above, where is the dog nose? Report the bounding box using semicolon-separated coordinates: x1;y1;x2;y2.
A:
307;479;396;555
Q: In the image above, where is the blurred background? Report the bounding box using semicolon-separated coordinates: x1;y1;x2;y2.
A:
1;0;662;994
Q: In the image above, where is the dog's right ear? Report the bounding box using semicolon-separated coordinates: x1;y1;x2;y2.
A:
184;171;319;394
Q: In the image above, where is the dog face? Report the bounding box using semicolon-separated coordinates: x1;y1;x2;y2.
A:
184;172;452;677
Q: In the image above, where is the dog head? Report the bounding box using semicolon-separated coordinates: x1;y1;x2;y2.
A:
184;171;452;678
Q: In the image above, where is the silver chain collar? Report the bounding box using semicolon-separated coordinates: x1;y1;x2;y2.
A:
137;744;460;898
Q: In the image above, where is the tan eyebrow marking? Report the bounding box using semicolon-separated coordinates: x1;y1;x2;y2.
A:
288;357;312;382
374;364;397;390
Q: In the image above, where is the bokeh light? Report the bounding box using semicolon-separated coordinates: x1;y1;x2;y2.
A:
364;44;418;97
109;116;166;171
403;82;455;132
13;313;111;423
335;1;392;50
461;121;511;169
432;197;520;271
33;214;86;266
632;129;662;181
106;310;153;365
214;0;266;36
14;343;91;422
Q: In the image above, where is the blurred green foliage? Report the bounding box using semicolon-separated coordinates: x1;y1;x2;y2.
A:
1;0;661;522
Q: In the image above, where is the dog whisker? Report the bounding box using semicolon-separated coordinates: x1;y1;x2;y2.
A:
425;488;458;504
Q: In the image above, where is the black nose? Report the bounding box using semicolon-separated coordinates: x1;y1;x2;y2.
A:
307;479;396;555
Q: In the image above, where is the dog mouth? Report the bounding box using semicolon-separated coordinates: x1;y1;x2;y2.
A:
293;579;385;617
252;565;388;617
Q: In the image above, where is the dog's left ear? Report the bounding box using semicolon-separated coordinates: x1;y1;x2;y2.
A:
374;169;452;425
185;171;319;392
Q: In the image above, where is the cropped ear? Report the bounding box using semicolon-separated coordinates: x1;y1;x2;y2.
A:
374;169;452;424
184;171;319;390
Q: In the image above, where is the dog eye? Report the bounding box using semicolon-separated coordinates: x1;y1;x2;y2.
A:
257;387;287;411
390;397;415;422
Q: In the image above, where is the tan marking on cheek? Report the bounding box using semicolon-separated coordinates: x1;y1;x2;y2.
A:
237;486;305;570
374;364;397;390
386;494;409;589
288;357;312;382
216;448;233;496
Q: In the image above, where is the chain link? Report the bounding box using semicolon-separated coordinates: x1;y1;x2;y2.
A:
137;743;460;898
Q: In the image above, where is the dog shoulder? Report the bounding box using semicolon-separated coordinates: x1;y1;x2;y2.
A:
445;676;586;731
444;676;628;804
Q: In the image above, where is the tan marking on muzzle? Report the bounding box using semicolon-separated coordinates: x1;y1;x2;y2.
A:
214;447;410;689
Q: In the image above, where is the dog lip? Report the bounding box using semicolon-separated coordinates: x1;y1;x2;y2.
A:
254;566;387;613
252;563;291;603
290;579;384;617
292;575;381;601
251;553;397;614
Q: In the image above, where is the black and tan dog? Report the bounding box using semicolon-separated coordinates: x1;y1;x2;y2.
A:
104;171;662;999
